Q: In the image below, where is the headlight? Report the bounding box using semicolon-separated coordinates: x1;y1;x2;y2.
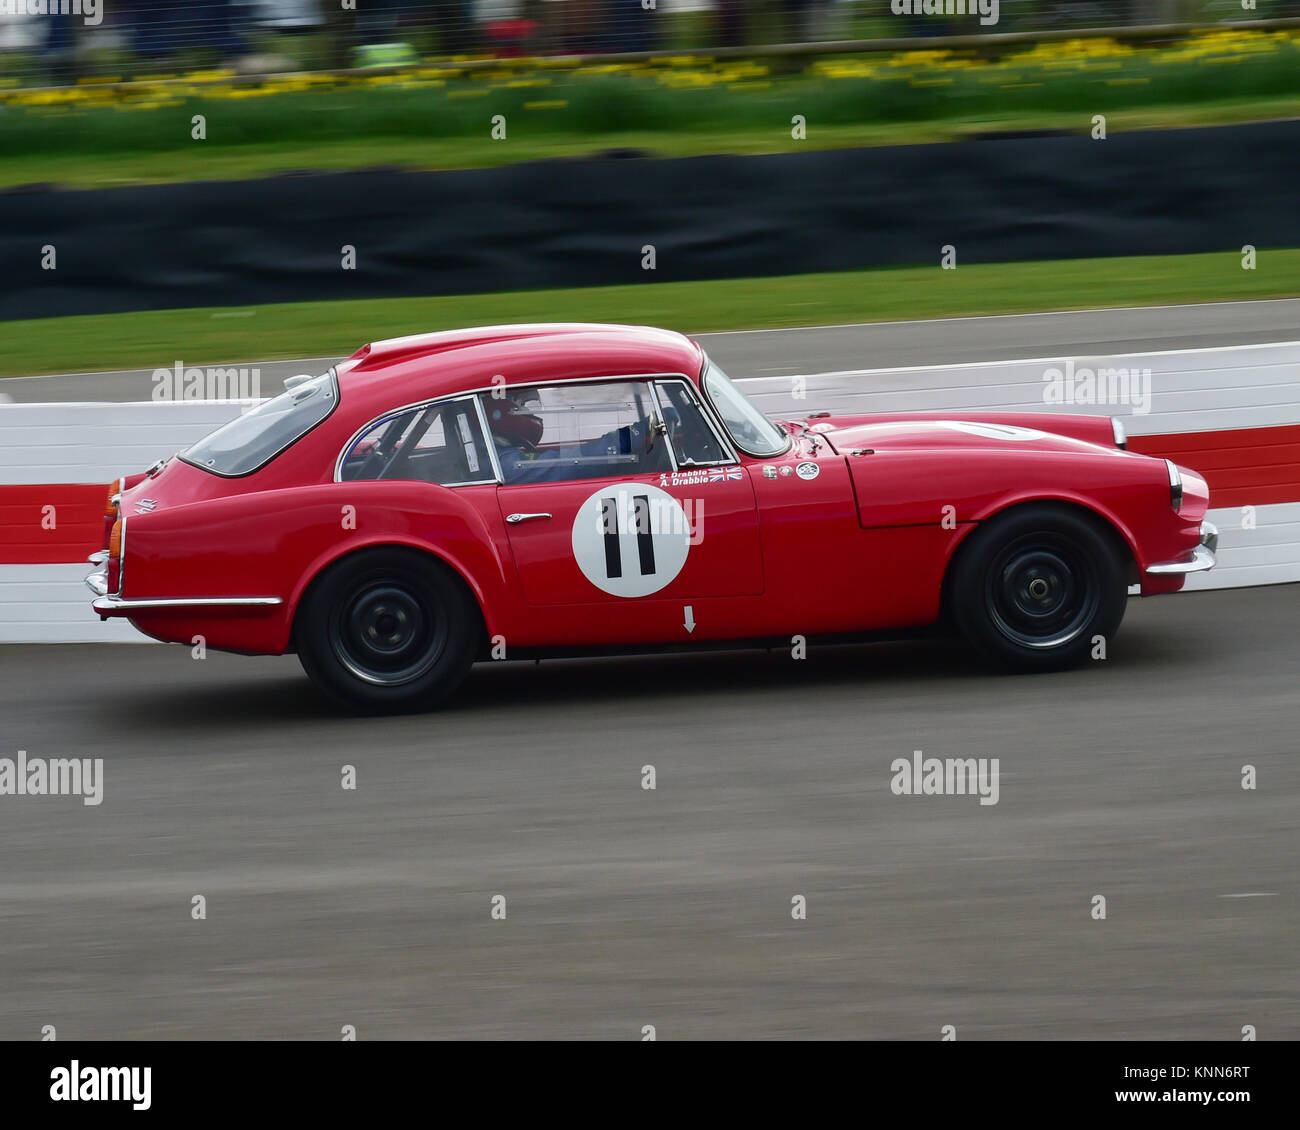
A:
1165;459;1183;512
1111;417;1127;449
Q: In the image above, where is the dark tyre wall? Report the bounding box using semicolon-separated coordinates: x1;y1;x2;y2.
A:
4;119;1298;320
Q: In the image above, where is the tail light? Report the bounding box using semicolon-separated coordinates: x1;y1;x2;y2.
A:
102;478;121;548
107;518;123;595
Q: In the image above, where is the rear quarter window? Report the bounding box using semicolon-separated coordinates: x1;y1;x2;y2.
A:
181;370;338;477
339;398;496;485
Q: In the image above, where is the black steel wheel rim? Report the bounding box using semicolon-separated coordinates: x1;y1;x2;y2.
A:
330;578;445;686
985;534;1099;650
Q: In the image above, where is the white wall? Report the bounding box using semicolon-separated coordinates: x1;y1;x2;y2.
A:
2;340;1297;643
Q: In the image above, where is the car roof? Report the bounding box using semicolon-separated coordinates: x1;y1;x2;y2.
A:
335;323;705;418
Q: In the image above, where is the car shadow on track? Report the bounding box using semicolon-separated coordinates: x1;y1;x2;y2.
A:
88;621;1194;730
455;622;1196;709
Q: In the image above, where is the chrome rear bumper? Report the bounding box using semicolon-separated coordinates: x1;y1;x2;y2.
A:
84;558;109;597
1146;521;1218;575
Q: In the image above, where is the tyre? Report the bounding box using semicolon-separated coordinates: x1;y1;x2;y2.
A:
947;504;1128;672
295;547;481;712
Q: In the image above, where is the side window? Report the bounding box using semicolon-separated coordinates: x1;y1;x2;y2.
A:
654;380;734;467
481;381;672;485
340;399;495;485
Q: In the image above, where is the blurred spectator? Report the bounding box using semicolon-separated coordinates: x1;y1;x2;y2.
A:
42;10;80;85
433;0;479;53
249;0;325;31
355;0;401;45
18;0;1282;88
780;0;815;43
715;0;744;48
558;0;607;52
117;0;248;62
607;0;657;52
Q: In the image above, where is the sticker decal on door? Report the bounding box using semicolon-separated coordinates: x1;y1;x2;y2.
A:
571;484;690;597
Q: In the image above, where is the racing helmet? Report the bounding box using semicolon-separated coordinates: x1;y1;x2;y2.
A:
486;395;544;448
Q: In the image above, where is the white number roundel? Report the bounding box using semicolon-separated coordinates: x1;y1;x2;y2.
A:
571;483;690;597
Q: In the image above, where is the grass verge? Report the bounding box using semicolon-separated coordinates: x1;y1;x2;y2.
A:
2;249;1297;378
6;97;1300;190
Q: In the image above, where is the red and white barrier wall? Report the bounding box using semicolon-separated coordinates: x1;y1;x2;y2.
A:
0;401;251;643
1;341;1297;643
745;341;1300;593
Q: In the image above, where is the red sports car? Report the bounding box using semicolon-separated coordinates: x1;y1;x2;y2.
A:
86;323;1216;710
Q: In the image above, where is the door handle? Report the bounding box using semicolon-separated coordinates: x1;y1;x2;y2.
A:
506;512;553;524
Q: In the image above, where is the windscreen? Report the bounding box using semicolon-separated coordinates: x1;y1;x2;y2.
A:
702;358;789;457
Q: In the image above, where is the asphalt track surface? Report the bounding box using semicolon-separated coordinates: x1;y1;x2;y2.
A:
1;305;1297;1039
1;586;1296;1039
3;297;1299;402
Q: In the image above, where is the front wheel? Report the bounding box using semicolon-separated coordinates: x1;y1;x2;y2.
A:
295;547;480;712
948;505;1128;672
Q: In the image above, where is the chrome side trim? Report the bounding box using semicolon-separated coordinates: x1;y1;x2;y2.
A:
473;393;506;485
92;595;284;612
646;383;678;473
1146;521;1218;575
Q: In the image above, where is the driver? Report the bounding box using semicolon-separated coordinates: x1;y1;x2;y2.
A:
486;391;664;484
484;394;558;483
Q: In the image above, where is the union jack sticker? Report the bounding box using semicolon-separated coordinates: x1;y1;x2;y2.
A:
709;467;744;482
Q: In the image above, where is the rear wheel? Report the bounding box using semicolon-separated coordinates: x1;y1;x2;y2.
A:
948;505;1128;672
296;547;480;712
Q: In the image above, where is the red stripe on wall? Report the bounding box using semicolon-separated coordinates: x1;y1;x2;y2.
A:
1129;423;1300;509
2;426;1297;564
0;484;106;565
